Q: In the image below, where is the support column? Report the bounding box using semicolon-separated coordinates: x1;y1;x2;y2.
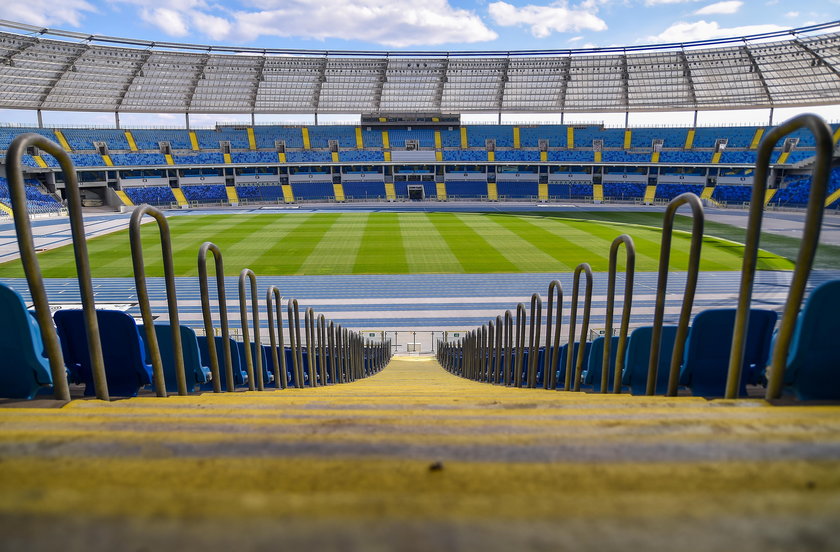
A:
624;111;629;129
769;107;774;126
185;113;190;130
37;109;43;128
115;112;121;129
693;110;698;128
251;112;255;126
314;112;319;125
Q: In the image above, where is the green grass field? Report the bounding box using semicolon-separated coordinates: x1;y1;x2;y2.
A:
0;212;794;278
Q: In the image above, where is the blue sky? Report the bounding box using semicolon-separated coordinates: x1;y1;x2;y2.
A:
0;0;838;126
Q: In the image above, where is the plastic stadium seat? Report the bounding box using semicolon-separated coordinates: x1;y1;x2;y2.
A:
197;336;248;390
53;309;153;397
139;324;211;393
0;284;54;399
235;340;274;387
621;326;678;396
782;280;840;400
554;341;591;389
680;308;777;398
582;336;621;392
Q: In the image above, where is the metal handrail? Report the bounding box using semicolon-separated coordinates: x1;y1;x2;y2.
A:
722;115;834;399
287;299;304;388
198;242;232;392
305;307;317;387
527;293;542;388
488;320;495;383
265;286;288;389
494;314;503;384
647;193;704;396
566;263;593;392
129;205;185;397
545;280;563;390
6;134;100;401
328;321;337;384
504;310;513;385
238;269;263;391
318;314;327;385
514;303;526;388
605;235;636;394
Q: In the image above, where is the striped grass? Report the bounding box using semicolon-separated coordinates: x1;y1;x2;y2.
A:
0;212;793;278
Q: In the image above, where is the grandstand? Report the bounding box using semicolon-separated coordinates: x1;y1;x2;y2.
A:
0;17;840;552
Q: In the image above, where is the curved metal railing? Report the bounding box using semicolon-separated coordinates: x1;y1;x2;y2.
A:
527;293;542;388
238;268;262;391
544;280;563;391
567;263;593;392
265;286;288;389
198;242;232;392
604;235;636;394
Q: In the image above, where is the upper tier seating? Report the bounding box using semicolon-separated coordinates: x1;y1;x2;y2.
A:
129;129;191;150
694;126;759;148
287;151;332;163
61;128;129;151
339;150;384;163
520;125;564;148
173;153;224;165
194;128;248;149
0;127;58;150
110;153;167;166
253;126;303;149
0;283;54;399
467;125;513;148
232;152;277;164
308;126;355;149
388;128;435;148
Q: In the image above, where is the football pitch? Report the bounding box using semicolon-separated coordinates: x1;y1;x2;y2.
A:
0;211;793;278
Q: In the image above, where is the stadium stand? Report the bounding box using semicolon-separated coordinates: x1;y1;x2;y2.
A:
139;323;212;393
0;283;54;399
123;185;176;206
180;184;227;203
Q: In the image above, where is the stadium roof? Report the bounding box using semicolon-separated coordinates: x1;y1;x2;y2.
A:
0;19;839;116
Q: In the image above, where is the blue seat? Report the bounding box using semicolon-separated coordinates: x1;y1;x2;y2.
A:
54;309;153;397
235;340;274;387
555;342;591;389
139;324;211;393
196;336;248;390
622;326;678;396
783;280;840;400
680;308;777;398
582;336;621;392
0;283;54;399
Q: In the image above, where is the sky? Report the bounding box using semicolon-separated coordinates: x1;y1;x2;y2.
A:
0;0;838;127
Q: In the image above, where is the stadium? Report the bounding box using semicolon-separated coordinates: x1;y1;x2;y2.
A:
0;13;840;551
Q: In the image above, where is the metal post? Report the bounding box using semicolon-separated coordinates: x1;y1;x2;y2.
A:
318;315;327;385
545;280;563;390
566;264;594;392
527;293;543;388
198;242;232;392
6;134;100;401
647;193;704;396
504;310;513;385
288;299;304;388
129;205;186;397
305;308;317;387
514;303;526;388
266;286;288;389
238;269;262;391
607;235;636;394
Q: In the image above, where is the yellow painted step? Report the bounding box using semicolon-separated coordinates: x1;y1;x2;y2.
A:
513;127;520;149
333;183;345;202
644;185;657;204
355;127;364;149
776;151;790;164
223;153;232;164
750;128;765;150
385;183;396;201
0;202;13;216
593;183;604;202
833;126;840;145
567;127;574;149
538;183;548;201
164;154;175;166
33;155;48;168
435;151;443;162
434;130;442;149
684;129;695;150
171;188;188;206
540;151;547;162
247;128;256;150
53;129;72;152
651;152;660;163
764;188;777;206
225;186;239;205
487;182;498;201
460;127;468;149
282;184;295;203
102;154;114;167
331;151;339;163
125;131;138;152
277;152;286;163
700;187;714;200
711;152;721;164
383;151;391;162
301;127;311;149
115;190;134;206
594;151;602;163
825;188;840;208
623;129;632;149
435;182;447;200
189;131;199;151
381;130;390;150
487;151;495;162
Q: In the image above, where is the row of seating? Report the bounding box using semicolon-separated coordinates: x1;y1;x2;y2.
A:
440;280;840;400
0;176;63;215
0;282;386;399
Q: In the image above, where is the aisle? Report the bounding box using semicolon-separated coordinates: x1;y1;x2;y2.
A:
1;359;839;551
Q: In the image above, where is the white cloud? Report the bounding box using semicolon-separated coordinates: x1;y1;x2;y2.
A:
648;20;788;43
644;0;701;6
568;35;584;42
141;7;190;36
488;1;607;38
694;1;742;15
190;11;232;40
784;11;799;17
0;0;96;27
